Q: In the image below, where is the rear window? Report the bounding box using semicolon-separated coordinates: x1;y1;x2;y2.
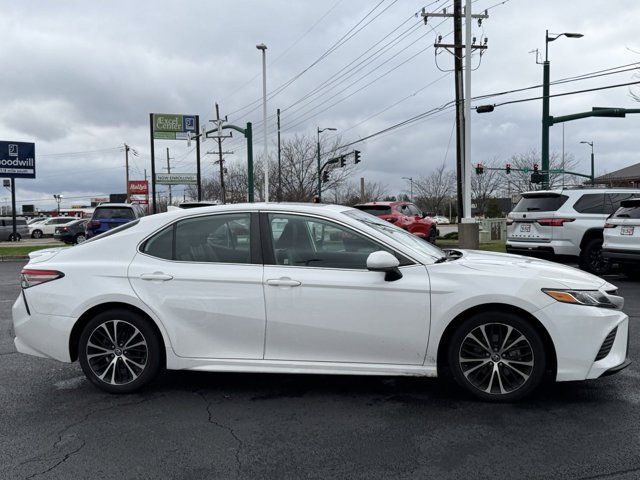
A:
93;207;135;220
614;201;640;219
512;194;569;213
353;205;392;216
83;219;140;244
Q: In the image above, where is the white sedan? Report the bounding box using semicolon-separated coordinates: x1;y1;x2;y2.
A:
13;203;630;401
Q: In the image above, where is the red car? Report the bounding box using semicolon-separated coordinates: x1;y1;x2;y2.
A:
353;201;438;243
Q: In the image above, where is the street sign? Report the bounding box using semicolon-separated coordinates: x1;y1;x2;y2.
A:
152;114;197;140
155;173;198;185
128;180;149;195
0;141;36;178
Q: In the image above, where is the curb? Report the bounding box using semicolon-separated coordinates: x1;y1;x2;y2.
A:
0;255;29;261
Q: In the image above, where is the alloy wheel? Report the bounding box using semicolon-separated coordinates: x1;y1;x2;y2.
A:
86;319;148;385
458;322;534;395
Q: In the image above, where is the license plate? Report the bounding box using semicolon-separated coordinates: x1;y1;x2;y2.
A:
621;226;635;236
520;224;531;233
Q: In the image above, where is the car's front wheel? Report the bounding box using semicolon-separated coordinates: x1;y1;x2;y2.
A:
78;309;162;393
447;312;546;401
8;233;21;242
75;233;86;244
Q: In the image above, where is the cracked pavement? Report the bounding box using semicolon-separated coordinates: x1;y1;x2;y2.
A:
1;261;640;479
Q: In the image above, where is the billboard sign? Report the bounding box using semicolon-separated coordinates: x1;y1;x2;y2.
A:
128;180;149;195
0;141;36;178
152;114;197;140
155;173;197;185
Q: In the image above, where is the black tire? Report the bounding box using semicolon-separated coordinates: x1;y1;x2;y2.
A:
75;233;87;244
579;237;611;275
429;227;437;244
31;229;43;239
447;311;546;402
621;265;640;281
78;309;162;394
8;233;21;242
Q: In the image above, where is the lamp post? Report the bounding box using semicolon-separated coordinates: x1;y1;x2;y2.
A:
53;194;63;215
401;177;414;202
580;140;595;185
316;126;337;202
541;30;583;188
256;43;269;202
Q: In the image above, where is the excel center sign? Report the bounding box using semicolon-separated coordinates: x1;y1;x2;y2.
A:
0;141;36;178
152;113;197;140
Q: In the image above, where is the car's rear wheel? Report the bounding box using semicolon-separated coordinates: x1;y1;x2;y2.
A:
8;233;21;242
447;312;546;401
579;237;611;275
31;229;42;239
78;309;162;393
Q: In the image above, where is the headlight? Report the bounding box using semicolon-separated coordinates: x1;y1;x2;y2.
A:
542;289;617;309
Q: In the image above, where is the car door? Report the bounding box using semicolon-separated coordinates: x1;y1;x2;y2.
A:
128;212;266;359
262;212;431;365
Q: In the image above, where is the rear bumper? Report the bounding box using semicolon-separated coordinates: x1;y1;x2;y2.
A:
506;240;578;258
602;248;640;264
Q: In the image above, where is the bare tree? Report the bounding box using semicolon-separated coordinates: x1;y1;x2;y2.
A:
502;150;582;194
413;163;455;214
471;158;504;216
328;180;388;205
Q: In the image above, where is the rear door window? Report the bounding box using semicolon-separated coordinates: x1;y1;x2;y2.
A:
573;194;606;214
512;194;569;212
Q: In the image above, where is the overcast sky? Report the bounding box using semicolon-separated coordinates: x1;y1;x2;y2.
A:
1;0;639;209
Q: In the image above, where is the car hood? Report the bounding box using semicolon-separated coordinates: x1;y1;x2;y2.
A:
453;249;610;290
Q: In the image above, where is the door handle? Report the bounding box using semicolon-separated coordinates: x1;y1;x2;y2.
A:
265;278;301;287
140;272;173;281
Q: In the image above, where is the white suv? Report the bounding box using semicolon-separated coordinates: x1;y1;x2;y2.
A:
506;188;640;275
603;198;640;279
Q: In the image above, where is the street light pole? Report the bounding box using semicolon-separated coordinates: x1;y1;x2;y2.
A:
542;30;583;188
256;43;269;202
316;126;337;202
580;140;595;185
401;177;413;202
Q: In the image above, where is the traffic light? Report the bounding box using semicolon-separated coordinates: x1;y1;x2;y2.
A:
340;155;346;167
354;150;361;164
475;163;484;175
505;163;511;174
322;170;330;183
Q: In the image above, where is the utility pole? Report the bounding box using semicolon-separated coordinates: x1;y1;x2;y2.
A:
360;177;365;202
423;2;466;220
277;108;282;202
215;103;226;204
165;147;172;205
422;3;487;246
124;143;130;202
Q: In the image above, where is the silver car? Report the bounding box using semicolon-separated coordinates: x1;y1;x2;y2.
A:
0;217;29;241
603;198;640;279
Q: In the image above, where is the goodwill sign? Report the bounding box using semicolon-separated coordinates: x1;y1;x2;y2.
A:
0;141;36;178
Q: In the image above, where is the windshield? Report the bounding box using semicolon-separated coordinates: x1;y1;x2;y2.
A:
344;209;444;261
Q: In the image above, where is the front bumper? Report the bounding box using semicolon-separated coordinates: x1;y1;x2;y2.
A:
535;300;630;381
12;292;75;362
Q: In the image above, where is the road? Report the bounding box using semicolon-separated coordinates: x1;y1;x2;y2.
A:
1;261;639;479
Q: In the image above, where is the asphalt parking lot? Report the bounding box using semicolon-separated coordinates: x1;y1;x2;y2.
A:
1;261;639;480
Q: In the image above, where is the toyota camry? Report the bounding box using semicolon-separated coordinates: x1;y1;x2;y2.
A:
12;203;630;401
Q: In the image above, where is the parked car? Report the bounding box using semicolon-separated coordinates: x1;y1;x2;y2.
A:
602;198;640;279
27;217;47;225
13;203;629;401
506;188;640;275
85;203;145;239
29;216;78;239
54;219;88;245
353;201;438;243
432;215;450;225
0;217;29;241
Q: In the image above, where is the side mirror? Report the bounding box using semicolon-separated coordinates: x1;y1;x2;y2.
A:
366;251;402;282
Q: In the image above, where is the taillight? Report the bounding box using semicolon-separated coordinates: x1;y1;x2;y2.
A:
20;269;64;288
60;227;69;232
536;218;575;227
88;220;101;228
604;223;617;228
